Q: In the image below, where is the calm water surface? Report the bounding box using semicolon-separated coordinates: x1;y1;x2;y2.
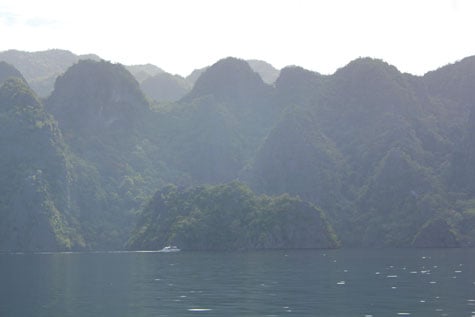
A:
1;248;474;316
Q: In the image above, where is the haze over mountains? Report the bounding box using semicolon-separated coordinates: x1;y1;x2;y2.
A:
0;50;280;102
1;49;475;251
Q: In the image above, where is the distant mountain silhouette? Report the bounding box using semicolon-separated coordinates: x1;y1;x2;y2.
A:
0;61;26;86
141;72;191;102
247;59;280;84
126;64;164;83
0;49;101;97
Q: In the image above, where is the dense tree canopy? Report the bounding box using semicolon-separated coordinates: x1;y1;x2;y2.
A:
1;53;475;251
127;182;339;250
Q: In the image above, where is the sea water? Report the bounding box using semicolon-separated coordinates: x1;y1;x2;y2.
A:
1;248;474;316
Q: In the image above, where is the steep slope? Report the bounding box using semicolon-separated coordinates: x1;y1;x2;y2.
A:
127;182;339;251
3;52;475;250
424;56;475;110
426;56;475;194
154;97;244;184
247;59;280;84
46;60;161;249
153;57;460;247
0;78;83;251
264;58;453;246
0;49;100;97
184;57;272;105
156;57;279;184
0;61;26;86
189;57;277;138
434;58;475;246
329;60;454;246
273;66;327;110
185;67;208;86
125;64;164;83
47;60;149;138
324;60;455;246
451;106;475;195
356;147;447;246
141;72;191;102
317;59;444;183
185;59;279;87
250;109;349;212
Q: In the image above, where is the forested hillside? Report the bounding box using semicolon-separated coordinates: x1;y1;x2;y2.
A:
127;182;339;250
1;52;475;251
0;77;84;250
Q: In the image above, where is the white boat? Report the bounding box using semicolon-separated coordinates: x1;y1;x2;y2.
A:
159;245;180;252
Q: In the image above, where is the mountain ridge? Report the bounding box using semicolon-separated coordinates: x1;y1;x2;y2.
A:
1;51;475;250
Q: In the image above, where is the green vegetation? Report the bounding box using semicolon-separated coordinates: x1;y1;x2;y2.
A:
45;60;166;249
127;182;339;250
1;53;475;251
0;78;84;251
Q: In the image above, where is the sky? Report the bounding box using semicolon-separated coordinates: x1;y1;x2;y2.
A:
1;0;475;77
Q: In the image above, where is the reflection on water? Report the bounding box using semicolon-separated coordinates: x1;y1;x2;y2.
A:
0;248;474;316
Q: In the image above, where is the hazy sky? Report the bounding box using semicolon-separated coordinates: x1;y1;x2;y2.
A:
1;0;474;76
